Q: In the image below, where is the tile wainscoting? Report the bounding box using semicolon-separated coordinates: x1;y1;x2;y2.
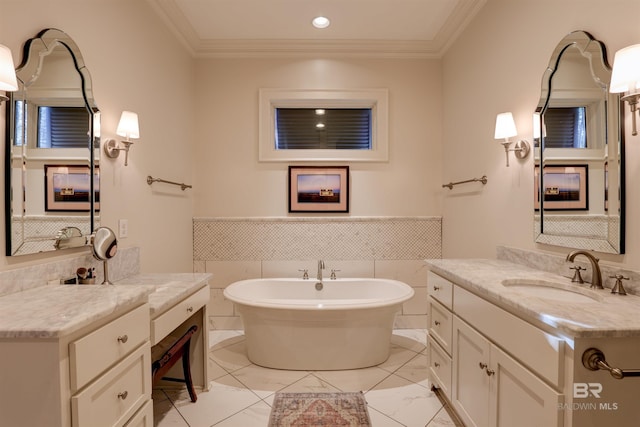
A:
192;216;442;330
0;246;140;297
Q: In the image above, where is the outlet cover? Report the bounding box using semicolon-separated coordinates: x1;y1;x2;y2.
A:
118;219;128;238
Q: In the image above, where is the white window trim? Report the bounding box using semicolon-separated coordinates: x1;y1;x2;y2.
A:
259;88;389;162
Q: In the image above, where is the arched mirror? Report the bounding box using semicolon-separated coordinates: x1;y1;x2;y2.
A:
5;28;100;256
534;30;624;254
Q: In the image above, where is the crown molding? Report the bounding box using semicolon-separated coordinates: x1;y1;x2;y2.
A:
193;39;443;59
147;0;487;59
147;0;199;56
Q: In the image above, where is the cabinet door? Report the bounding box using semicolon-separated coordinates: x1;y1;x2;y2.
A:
452;316;491;427
489;346;563;427
428;339;452;399
428;297;453;355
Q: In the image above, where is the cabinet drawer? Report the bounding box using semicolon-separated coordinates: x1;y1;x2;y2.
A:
428;298;453;355
428;339;452;399
71;304;150;391
72;344;151;427
427;272;453;310
124;400;153;427
151;285;209;345
454;285;564;388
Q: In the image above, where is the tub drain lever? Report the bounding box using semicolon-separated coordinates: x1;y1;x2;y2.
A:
582;348;640;379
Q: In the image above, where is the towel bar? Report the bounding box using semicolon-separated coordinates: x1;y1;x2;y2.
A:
147;175;192;191
442;175;488;190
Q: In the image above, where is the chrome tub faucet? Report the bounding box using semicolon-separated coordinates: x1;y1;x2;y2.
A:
315;260;325;290
317;260;325;281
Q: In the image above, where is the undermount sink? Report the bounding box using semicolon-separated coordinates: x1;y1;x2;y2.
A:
501;279;603;303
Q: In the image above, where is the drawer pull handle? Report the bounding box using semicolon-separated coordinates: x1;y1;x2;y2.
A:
479;362;488;370
117;335;128;344
187;306;194;313
434;320;441;326
486;369;495;376
117;391;128;400
434;362;441;368
433;286;441;291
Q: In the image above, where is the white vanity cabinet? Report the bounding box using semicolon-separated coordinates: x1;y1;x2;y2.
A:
0;298;152;427
428;271;563;427
453;316;562;427
427;272;454;398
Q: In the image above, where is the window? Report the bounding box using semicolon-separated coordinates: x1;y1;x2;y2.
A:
544;107;587;148
275;108;371;150
12;103;91;149
12;100;25;146
259;89;388;162
37;106;90;148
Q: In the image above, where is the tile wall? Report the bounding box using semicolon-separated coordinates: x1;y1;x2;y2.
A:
192;216;442;330
0;246;140;297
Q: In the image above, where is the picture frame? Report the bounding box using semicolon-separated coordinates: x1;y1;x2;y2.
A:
45;165;100;212
288;166;349;213
534;164;588;211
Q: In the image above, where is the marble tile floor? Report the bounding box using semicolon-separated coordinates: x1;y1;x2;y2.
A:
153;329;463;427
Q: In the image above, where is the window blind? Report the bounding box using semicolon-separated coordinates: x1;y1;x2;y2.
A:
544;107;587;148
38;106;90;148
275;108;371;150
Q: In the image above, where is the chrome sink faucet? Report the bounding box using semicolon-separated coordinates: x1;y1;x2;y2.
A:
566;250;604;289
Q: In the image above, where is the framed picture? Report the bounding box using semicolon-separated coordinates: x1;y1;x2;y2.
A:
45;165;100;212
534;164;588;210
288;166;349;213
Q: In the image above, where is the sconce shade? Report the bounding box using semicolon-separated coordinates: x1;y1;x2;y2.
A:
93;112;101;138
610;44;640;93
0;44;18;92
116;111;140;139
495;112;518;140
532;113;541;139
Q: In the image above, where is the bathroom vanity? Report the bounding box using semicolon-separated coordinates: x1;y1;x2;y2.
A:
0;273;210;427
116;273;211;390
426;259;640;427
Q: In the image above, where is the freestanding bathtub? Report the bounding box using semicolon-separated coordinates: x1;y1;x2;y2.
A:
223;278;415;370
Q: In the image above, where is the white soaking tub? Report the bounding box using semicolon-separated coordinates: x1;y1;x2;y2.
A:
223;278;415;370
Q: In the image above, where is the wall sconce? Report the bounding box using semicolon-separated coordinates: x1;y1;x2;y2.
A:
0;44;18;102
532;113;541;143
494;112;530;167
104;111;140;166
610;44;640;136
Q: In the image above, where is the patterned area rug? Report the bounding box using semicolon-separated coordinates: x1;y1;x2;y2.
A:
268;392;372;427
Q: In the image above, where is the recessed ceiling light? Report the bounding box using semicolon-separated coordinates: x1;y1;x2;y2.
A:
312;16;330;29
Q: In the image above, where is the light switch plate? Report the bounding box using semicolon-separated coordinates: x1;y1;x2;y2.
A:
118;219;128;238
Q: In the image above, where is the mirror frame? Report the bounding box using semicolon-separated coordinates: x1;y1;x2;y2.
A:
4;28;100;256
534;30;625;254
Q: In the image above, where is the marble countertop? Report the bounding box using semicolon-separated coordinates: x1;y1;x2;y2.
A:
0;285;152;339
115;273;211;318
0;272;211;339
426;259;640;339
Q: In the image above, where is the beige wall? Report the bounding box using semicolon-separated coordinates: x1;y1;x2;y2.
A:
3;0;640;276
0;0;195;273
442;0;640;265
193;57;443;217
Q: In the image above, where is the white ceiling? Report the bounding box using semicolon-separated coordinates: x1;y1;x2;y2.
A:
147;0;487;58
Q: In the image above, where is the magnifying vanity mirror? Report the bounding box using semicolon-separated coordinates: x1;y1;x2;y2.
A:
5;28;100;256
91;226;117;285
534;30;624;254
